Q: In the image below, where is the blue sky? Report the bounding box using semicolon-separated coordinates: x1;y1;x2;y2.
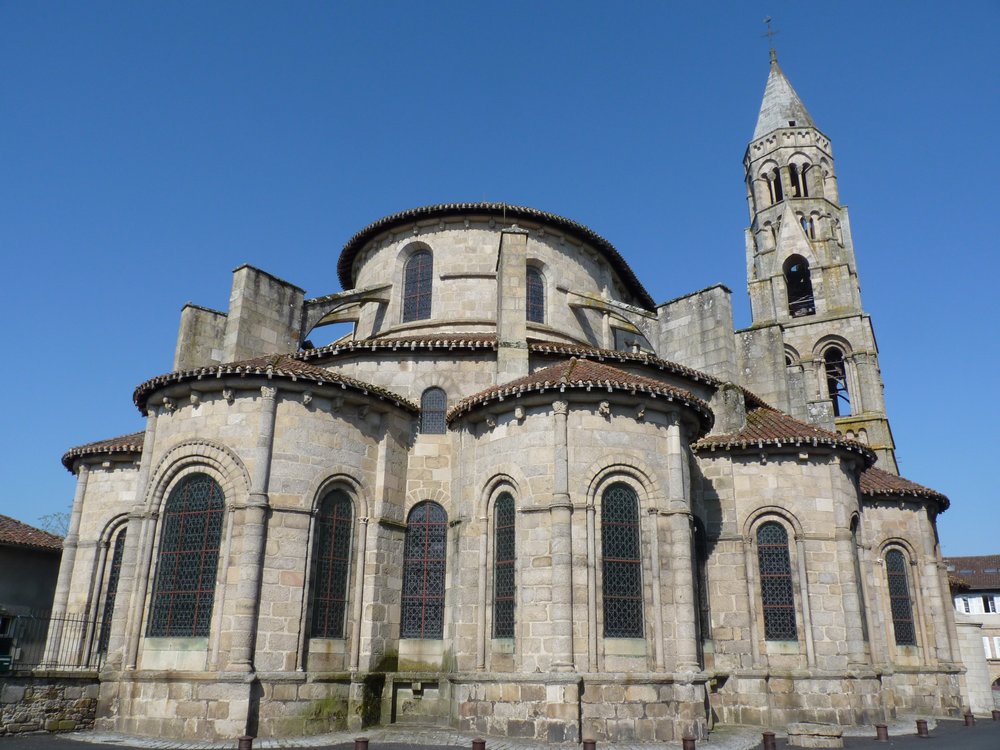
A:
1;2;997;554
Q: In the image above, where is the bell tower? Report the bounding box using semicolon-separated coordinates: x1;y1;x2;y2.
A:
744;50;898;472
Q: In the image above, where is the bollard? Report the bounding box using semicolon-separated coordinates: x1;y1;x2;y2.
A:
582;741;596;750
472;739;486;750
875;724;888;742
993;710;1000;722
354;738;369;750
762;730;776;750
916;719;928;737
681;737;696;750
237;737;253;750
964;712;975;727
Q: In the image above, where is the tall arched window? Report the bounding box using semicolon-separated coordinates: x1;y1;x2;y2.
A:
402;250;433;322
493;493;516;638
757;521;797;641
147;474;225;637
420;387;447;435
96;529;126;654
770;167;784;203
783;255;815;317
885;549;916;646
310;490;354;639
526;267;545;324
850;517;869;642
789;163;809;197
601;483;643;638
401;501;447;639
824;347;852;417
693;518;711;643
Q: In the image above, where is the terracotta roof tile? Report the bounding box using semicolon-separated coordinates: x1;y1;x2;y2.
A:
0;514;63;551
943;555;1000;591
299;334;498;360
133;354;418;415
860;466;949;508
693;406;876;464
447;357;713;430
61;431;144;472
336;203;656;309
528;342;721;386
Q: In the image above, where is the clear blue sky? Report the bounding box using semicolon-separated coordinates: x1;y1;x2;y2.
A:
1;2;996;555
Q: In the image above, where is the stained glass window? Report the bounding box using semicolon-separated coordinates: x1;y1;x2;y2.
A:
401;501;447;639
885;549;916;646
420;388;447;435
402;250;433;322
310;490;354;639
493;493;516;638
147;474;224;637
757;521;797;641
602;483;643;638
526;267;545;324
96;529;126;654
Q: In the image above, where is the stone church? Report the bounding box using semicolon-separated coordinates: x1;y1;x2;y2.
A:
49;52;964;742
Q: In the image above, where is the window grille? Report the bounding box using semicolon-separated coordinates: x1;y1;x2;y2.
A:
147;474;224;637
757;522;797;640
96;530;126;654
310;490;353;639
401;501;447;639
420;387;447;435
493;493;516;638
403;250;433;322
526;267;545;324
601;483;643;638
885;549;916;646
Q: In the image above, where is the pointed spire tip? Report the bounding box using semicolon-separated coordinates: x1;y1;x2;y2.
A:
769;48;778;65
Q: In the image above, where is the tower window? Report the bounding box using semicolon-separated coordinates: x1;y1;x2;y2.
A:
420;387;447;434
782;255;815;317
601;483;643;638
401;501;448;639
824;347;852;417
526;266;545;324
769;168;784;203
402;249;433;322
493;493;516;638
757;521;797;641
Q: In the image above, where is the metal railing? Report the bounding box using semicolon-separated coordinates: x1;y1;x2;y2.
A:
0;612;102;672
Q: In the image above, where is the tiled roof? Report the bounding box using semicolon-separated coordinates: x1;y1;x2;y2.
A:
299;334;498;360
0;514;63;551
859;466;949;509
61;431;145;471
447;357;713;429
528;342;721;387
336;203;656;310
693;406;876;464
133;354;418;415
943;555;1000;591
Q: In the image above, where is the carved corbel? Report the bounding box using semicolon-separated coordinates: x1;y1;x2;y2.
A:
223;387;235;405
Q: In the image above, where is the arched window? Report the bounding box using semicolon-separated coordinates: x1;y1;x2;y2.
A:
770;167;784;203
96;529;126;654
783;255;815;317
693;518;711;643
885;549;916;646
790;163;810;198
757;521;797;641
601;483;643;638
526;267;545;324
310;490;354;639
850;517;869;642
824;347;852;417
401;501;447;639
402;250;433;322
420;387;447;435
493;493;516;638
147;474;225;637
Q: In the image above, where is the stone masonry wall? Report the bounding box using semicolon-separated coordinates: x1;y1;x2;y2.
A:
0;675;99;735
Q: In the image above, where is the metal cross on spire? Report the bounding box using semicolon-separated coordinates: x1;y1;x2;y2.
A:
763;16;779;62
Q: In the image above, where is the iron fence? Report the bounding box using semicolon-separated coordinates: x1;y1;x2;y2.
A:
0;612;102;672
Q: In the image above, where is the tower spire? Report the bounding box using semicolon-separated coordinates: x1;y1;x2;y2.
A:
753;52;816;140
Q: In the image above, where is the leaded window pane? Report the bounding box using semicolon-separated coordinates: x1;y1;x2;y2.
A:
310;490;353;639
601;483;643;638
757;522;797;641
403;250;433;322
401;501;447;639
526;267;545;324
147;474;224;637
493;493;516;638
420;387;447;435
97;530;126;654
886;549;916;646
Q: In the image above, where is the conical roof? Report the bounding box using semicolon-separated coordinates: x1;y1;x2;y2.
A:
753;50;816;140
